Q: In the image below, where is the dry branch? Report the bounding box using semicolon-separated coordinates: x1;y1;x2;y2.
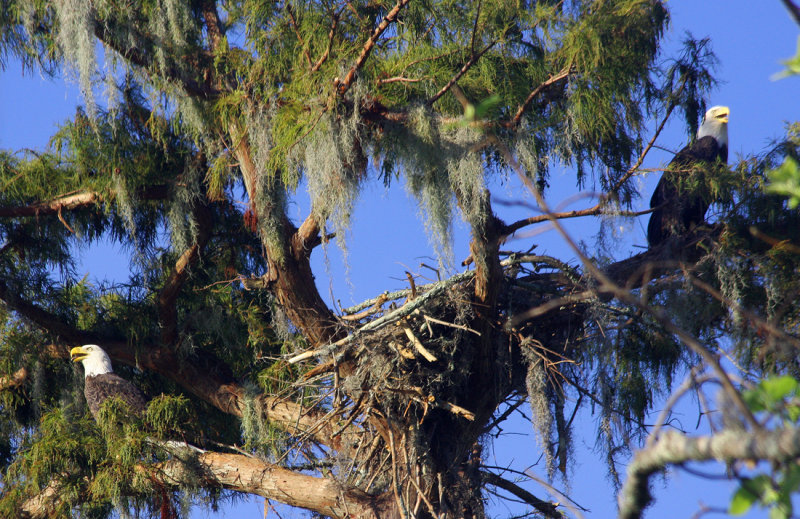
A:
402;325;437;361
288;270;474;364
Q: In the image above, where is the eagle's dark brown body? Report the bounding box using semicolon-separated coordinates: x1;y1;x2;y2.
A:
647;135;728;247
84;372;147;418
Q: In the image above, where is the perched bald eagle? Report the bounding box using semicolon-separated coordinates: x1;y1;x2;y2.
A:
647;105;729;247
70;344;147;419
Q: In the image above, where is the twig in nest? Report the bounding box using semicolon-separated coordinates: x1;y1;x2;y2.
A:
390;340;416;360
341;293;388;321
402;325;437;361
387;386;475;421
406;271;417;299
423;314;481;336
437;400;475;421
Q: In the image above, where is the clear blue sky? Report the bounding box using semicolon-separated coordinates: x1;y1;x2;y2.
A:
2;2;799;518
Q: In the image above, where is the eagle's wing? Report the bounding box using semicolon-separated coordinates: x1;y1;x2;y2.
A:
85;373;148;418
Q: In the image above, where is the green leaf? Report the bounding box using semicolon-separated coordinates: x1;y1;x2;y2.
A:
780;465;800;495
773;36;800;80
729;485;757;516
769;505;789;519
761;375;799;403
766;157;800;208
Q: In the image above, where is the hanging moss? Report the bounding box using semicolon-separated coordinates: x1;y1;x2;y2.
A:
54;0;97;119
522;344;556;478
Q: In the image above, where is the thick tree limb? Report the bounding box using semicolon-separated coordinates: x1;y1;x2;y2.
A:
0;185;169;218
619;427;800;519
230;125;342;348
22;452;390;519
20;479;62;518
159;451;388;518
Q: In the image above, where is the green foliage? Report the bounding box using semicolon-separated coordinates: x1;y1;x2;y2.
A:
773;36;800;80
766;157;800;208
145;394;196;439
743;375;800;427
729;376;800;519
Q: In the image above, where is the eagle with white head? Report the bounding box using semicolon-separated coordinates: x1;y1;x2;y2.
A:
70;344;147;418
647;105;729;247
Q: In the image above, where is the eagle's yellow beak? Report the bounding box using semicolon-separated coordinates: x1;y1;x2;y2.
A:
715;106;730;124
70;346;89;362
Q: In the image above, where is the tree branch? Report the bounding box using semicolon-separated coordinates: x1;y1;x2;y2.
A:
160;451;388;518
508;67;571;127
0;185;169;218
337;0;411;96
619;427;800;519
482;471;560;519
94;21;220;99
311;9;341;72
286;4;314;68
200;0;225;52
426;39;499;106
781;0;800;26
23;452;391;519
158;201;212;345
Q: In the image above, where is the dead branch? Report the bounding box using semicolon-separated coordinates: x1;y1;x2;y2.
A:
423;314;481;336
288;270;474;364
402;325;438;361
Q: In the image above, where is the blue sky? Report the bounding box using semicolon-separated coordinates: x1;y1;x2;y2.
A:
2;1;800;518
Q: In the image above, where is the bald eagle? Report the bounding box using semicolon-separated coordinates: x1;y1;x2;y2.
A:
647;105;729;247
70;344;147;419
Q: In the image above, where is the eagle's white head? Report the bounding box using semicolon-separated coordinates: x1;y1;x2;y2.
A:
697;105;729;148
70;344;114;377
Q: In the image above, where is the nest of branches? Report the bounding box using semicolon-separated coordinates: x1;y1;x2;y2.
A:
283;257;589;514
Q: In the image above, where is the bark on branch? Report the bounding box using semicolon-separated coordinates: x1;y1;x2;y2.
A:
619;427;800;519
160;451;388;518
337;0;411;96
0;185;169;218
22;452;391;519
